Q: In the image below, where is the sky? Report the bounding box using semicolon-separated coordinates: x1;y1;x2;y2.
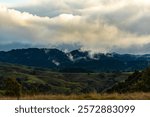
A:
0;0;150;54
0;0;26;5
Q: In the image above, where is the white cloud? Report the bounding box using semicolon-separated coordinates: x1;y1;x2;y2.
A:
0;0;150;54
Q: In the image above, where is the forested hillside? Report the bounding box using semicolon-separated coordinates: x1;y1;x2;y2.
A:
0;48;150;72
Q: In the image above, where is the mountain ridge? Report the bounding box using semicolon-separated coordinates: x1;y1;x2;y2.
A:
0;48;150;72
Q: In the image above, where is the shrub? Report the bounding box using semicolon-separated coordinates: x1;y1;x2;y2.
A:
4;78;22;99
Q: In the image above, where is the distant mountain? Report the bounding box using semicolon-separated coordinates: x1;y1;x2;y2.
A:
0;48;150;72
0;48;71;69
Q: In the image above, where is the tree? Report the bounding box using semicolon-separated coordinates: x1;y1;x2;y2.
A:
4;78;22;100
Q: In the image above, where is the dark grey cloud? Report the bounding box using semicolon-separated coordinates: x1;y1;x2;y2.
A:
0;43;32;51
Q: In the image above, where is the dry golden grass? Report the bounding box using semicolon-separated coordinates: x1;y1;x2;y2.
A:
0;92;150;100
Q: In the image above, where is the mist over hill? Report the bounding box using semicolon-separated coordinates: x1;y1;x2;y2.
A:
0;48;150;72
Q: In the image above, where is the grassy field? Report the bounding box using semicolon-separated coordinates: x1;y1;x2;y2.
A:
0;92;150;100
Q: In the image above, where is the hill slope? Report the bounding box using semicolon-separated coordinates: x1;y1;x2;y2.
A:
108;68;150;93
0;62;130;96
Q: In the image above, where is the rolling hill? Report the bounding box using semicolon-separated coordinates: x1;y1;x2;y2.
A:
0;62;130;96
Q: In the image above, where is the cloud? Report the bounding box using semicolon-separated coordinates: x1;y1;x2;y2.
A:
0;0;150;54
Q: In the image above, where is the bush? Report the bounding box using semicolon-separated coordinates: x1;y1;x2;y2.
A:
4;78;22;99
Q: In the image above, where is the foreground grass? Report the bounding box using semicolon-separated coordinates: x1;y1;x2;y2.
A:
0;92;150;100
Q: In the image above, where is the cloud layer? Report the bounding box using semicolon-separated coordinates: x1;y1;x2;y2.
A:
0;0;150;54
